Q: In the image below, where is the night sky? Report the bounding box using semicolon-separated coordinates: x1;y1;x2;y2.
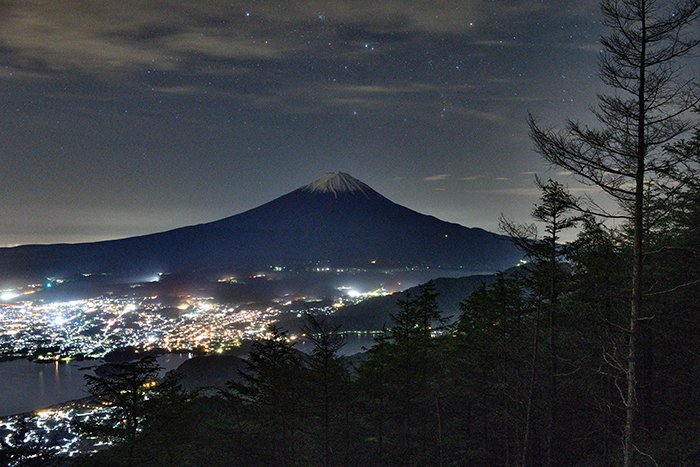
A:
0;1;608;246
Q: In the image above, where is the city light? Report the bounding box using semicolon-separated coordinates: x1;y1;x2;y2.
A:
52;315;67;326
0;295;339;360
0;282;382;460
0;291;19;301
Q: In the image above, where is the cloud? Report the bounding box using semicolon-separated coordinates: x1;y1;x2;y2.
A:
470;39;521;47
0;0;574;78
570;43;602;53
447;105;510;124
0;2;301;75
0;0;599;127
459;175;483;181
465;186;602;196
424;174;451;182
151;85;205;96
259;81;509;121
249;1;548;35
0;65;49;81
149;85;257;100
494;176;511;181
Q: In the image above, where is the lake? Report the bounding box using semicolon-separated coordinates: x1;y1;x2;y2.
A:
0;353;192;417
0;336;377;417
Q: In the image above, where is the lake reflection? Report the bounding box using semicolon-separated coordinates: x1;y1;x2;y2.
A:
0;354;191;417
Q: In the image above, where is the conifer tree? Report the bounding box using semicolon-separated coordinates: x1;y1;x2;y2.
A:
82;356;176;462
501;178;578;464
302;314;349;467
227;325;304;465
529;2;700;463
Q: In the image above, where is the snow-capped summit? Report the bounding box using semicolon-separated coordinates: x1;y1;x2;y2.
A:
0;170;523;281
300;172;372;197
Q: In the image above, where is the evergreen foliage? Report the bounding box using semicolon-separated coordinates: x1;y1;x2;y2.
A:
72;1;700;463
81;140;700;464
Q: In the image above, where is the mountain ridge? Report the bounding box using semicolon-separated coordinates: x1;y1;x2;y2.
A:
0;173;522;283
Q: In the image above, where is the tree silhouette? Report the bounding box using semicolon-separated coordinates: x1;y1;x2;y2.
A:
302;314;349;467
82;356;176;462
226;325;304;465
529;1;700;463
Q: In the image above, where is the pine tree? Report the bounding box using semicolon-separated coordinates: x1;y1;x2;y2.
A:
82;356;176;462
501;178;578;464
355;282;445;464
301;314;349;466
456;274;527;463
226;325;305;465
528;2;700;463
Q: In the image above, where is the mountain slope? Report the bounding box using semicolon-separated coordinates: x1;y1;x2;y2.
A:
327;273;497;330
0;172;522;282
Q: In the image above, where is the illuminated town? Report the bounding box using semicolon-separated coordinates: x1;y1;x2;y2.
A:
0;286;388;361
0;284;389;460
0;296;275;360
0;400;115;459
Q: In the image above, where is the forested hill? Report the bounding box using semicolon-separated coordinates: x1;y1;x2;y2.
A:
329;273;498;330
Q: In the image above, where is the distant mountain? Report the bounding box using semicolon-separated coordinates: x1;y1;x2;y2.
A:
328;273;497;330
0;172;521;282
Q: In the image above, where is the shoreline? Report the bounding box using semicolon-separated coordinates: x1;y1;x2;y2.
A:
0;351;196;418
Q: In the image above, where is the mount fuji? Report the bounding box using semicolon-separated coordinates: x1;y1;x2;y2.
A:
0;172;522;282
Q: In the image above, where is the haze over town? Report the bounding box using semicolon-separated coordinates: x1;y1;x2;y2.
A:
1;1;699;466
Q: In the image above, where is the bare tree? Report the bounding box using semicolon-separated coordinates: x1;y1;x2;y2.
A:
528;1;700;465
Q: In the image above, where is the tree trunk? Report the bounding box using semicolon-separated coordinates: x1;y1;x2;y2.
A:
435;392;444;467
624;7;646;466
547;219;558;467
522;294;543;466
323;357;330;467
